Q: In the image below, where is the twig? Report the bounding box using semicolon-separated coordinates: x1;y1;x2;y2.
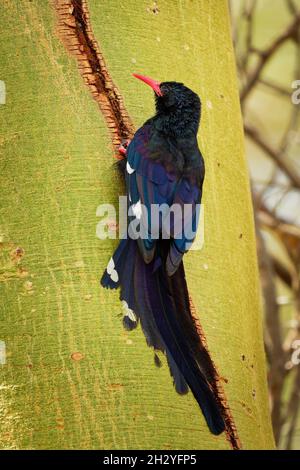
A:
240;12;300;101
245;123;300;189
258;78;292;97
255;217;286;444
241;0;257;71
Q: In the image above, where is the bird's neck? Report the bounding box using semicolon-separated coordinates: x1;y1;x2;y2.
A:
152;107;200;137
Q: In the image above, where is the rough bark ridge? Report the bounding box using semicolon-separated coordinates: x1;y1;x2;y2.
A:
54;0;135;149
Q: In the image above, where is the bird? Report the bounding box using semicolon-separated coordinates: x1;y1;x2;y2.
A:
101;73;225;435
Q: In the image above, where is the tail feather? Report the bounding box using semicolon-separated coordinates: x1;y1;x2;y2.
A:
145;260;224;435
101;238;128;289
134;253;189;394
101;238;225;435
102;239;188;395
166;352;189;395
119;240;137;310
133;253;165;350
168;262;217;385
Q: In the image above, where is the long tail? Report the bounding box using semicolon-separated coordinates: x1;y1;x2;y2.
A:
101;239;225;435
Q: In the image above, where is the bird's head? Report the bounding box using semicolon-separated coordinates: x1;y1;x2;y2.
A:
133;73;201;135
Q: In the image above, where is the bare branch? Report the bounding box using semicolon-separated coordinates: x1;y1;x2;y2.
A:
241;0;257;71
255;219;286;444
258;78;292;97
245;123;300;189
241;12;300;101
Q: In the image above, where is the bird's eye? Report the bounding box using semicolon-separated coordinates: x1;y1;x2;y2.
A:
160;84;170;95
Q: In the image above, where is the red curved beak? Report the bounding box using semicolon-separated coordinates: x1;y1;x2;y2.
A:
132;73;163;96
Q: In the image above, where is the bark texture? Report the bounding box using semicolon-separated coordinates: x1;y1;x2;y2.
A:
0;0;274;449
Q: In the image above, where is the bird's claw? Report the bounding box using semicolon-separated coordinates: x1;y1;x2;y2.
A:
118;139;131;157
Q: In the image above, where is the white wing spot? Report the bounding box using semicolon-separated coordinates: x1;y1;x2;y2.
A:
126;161;135;174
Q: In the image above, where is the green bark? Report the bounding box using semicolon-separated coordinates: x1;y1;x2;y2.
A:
0;0;274;449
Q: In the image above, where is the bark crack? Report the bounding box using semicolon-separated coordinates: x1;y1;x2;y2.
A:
53;0;134;150
189;296;241;449
53;0;241;449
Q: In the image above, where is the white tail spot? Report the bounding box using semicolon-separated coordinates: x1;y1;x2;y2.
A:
122;301;137;322
107;258;119;283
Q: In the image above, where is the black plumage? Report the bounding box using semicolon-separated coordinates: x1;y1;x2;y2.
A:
101;75;225;435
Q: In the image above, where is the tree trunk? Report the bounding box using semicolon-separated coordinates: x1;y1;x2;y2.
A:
0;0;274;449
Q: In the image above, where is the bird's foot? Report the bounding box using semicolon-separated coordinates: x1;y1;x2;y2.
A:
118;139;131;157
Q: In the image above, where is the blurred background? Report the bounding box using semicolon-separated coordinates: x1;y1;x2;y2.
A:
230;0;300;449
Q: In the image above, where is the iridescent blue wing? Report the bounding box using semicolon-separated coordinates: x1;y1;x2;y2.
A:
126;124;204;275
166;169;203;276
125;124;179;264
